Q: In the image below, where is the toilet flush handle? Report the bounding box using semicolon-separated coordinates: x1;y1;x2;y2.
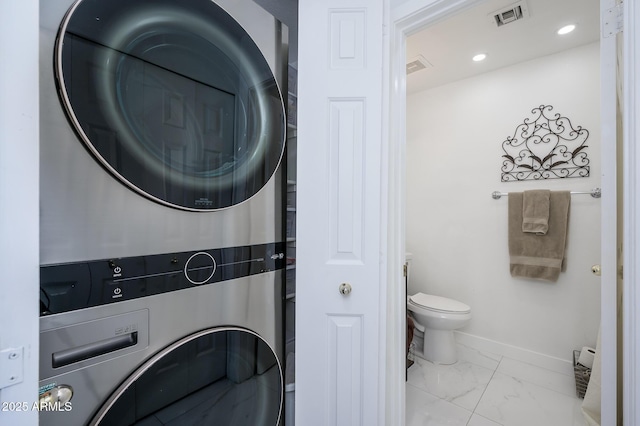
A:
339;282;352;296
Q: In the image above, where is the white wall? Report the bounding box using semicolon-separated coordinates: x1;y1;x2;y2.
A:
406;42;601;365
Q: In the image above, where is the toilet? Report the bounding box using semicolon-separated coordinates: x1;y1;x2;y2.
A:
407;292;471;365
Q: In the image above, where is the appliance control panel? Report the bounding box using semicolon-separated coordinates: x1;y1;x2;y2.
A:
40;242;286;315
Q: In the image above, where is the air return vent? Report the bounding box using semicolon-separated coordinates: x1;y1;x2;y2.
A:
490;1;529;27
406;55;432;75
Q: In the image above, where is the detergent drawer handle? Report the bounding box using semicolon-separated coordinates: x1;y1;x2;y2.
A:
52;332;138;368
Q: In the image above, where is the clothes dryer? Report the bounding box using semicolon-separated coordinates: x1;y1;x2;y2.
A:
40;0;288;264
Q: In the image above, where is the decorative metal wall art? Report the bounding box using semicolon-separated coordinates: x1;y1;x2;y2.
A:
501;105;590;182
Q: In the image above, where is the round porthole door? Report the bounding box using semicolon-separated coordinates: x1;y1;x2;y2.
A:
56;0;286;211
90;328;283;425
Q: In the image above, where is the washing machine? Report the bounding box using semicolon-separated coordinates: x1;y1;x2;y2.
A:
38;0;288;424
39;246;285;425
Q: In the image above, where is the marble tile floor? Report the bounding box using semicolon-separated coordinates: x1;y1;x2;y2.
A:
406;344;587;426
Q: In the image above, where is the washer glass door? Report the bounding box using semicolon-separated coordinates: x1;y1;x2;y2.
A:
90;328;282;425
56;0;286;211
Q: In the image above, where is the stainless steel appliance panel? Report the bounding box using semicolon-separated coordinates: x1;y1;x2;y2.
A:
39;270;283;426
39;0;287;264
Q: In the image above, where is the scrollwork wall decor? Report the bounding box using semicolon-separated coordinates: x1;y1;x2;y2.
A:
501;105;590;182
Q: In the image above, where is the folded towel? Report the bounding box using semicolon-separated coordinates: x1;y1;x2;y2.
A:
508;191;571;282
522;190;551;235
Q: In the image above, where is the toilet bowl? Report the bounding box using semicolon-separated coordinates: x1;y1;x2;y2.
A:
407;292;471;365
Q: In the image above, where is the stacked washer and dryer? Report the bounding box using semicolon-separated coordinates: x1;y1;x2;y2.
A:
38;0;288;424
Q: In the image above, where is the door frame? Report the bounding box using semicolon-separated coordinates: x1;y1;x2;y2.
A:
386;0;633;424
386;2;488;423
599;0;619;424
623;2;640;424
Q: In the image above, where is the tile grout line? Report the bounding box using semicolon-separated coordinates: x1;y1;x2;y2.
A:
496;356;583;400
465;355;504;426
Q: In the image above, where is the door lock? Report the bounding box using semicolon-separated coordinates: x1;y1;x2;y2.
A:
591;264;601;276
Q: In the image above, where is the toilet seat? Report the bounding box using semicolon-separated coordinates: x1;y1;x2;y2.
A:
409;293;471;314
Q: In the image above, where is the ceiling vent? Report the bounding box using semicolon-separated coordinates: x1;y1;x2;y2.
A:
490;1;529;27
406;55;432;75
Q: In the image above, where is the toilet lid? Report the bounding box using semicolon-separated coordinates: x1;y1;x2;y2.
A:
409;293;471;314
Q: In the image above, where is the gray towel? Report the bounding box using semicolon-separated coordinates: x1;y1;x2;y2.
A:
508;191;571;282
522;190;550;235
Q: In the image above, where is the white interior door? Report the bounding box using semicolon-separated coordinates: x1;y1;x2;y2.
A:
296;0;388;424
0;2;39;425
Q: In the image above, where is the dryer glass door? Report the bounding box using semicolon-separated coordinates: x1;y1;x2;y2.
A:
56;0;286;211
90;328;282;425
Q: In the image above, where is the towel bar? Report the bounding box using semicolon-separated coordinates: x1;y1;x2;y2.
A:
491;187;601;200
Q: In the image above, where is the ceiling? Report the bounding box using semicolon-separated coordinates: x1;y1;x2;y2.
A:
406;0;600;94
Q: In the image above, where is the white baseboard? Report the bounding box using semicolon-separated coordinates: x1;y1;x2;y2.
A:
454;331;574;376
409;329;575;376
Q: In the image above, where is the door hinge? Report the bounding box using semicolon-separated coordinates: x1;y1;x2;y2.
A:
0;347;24;390
619;264;624;280
603;3;623;38
403;263;408;277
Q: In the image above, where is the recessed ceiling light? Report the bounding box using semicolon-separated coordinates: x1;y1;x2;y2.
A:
472;53;487;62
557;24;576;35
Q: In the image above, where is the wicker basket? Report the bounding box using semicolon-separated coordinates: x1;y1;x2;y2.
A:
573;350;592;398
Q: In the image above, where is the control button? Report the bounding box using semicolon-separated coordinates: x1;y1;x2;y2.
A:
184;252;216;285
104;281;127;303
